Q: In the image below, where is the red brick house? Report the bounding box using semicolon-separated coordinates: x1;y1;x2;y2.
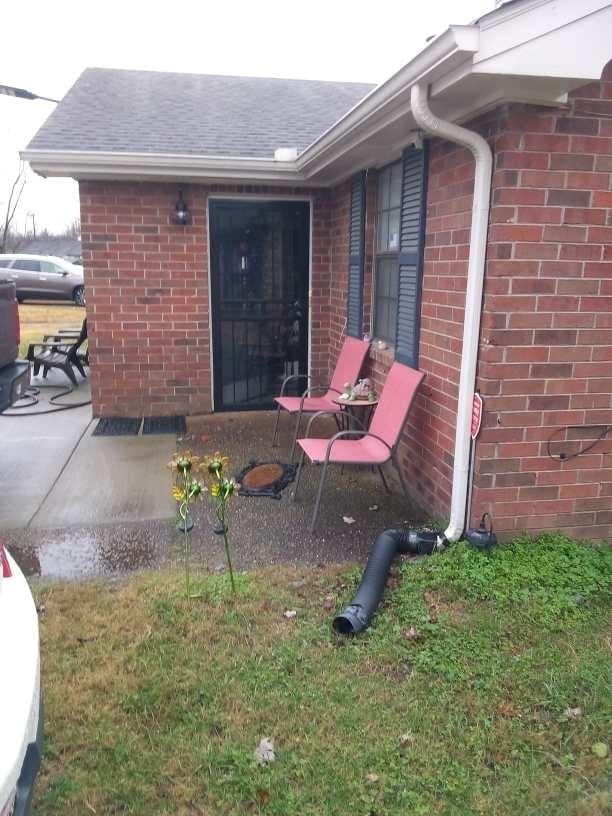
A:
24;0;612;542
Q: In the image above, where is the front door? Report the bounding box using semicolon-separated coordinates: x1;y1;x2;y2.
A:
210;200;310;411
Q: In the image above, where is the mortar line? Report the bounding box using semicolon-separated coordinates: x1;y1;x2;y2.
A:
26;417;94;528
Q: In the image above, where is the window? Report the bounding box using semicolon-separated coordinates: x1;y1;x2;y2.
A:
41;261;65;275
13;259;41;273
372;147;427;365
374;161;402;344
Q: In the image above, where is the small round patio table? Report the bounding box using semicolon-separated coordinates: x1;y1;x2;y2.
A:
332;394;379;433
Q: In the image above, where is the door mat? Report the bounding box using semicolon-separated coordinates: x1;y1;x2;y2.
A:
235;460;297;499
142;416;187;435
93;417;142;436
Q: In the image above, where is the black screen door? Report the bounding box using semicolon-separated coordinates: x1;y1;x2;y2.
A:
210;200;310;411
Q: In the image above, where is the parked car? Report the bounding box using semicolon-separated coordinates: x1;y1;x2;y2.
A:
0;281;30;413
0;545;43;816
0;254;85;306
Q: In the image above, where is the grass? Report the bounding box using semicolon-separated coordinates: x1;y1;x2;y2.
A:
34;533;611;815
18;302;85;357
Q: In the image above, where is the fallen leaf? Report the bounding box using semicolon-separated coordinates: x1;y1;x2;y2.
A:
256;789;271;806
368;504;379;511
254;738;275;764
399;733;414;746
323;595;335;611
497;702;521;719
564;706;582;719
591;742;608;759
365;773;379;784
342;516;356;524
283;610;297;619
403;626;421;642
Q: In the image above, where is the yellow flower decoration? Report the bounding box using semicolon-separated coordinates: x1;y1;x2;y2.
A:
172;486;186;502
203;452;230;478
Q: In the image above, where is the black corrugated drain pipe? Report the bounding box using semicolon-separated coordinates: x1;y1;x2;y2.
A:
332;529;444;636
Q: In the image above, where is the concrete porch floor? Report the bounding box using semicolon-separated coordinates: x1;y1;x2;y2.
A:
4;404;428;581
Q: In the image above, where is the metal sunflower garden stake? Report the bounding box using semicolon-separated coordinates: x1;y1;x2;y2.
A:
168;451;205;598
202;452;237;595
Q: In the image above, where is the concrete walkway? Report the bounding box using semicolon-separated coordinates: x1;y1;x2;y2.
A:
4;409;428;582
0;373;175;530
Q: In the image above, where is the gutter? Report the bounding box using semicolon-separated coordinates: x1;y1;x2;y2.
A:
410;82;493;543
19;149;308;185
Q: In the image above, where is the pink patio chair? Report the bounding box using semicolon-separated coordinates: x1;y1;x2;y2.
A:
272;336;370;460
292;362;424;532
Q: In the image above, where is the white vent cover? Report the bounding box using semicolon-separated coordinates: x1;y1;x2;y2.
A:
274;147;298;161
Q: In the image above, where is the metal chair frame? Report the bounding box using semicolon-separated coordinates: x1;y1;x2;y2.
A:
272;373;343;460
292;410;411;533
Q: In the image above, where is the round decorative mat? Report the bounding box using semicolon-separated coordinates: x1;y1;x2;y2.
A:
235;460;296;499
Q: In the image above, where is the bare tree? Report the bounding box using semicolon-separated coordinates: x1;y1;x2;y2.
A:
0;163;26;253
64;217;81;239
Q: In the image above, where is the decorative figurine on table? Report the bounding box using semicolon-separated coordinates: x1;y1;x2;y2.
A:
340;378;377;402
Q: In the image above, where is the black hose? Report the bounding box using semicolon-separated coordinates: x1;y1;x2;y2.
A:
0;384;91;416
332;528;441;636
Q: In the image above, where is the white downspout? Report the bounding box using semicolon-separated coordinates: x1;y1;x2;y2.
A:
410;82;493;543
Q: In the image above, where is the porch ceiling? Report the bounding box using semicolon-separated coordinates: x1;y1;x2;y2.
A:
22;0;612;188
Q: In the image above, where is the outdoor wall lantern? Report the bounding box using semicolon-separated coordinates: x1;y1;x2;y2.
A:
173;191;190;225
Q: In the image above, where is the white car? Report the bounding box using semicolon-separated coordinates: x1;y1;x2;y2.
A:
0;544;43;816
0;254;85;306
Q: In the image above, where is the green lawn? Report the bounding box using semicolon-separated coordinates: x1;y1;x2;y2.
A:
18;302;85;357
34;534;611;815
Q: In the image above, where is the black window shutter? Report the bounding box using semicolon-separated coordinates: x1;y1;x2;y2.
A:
395;143;428;367
346;171;366;338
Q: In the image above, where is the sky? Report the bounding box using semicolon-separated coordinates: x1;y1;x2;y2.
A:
0;0;492;234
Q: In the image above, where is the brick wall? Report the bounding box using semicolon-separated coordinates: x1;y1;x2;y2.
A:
364;135;480;522
325;67;611;542
328;181;351;366
473;66;612;542
80;182;331;418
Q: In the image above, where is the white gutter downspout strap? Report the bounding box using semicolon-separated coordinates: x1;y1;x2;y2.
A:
410;82;493;544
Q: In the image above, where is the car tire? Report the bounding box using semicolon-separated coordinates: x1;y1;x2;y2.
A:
73;286;86;307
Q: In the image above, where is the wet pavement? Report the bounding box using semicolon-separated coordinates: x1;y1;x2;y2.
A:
5;410;428;581
0;369;175;530
0;373;92;528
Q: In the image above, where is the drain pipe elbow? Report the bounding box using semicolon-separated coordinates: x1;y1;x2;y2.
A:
333;528;441;636
410;83;493;544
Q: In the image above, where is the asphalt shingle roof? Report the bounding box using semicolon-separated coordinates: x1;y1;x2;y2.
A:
28;68;375;159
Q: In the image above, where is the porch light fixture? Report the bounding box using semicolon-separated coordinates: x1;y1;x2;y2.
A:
173;190;190;225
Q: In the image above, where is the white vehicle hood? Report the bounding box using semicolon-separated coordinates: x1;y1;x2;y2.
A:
0;550;41;810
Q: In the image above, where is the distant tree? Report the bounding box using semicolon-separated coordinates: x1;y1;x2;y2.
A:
0;163;26;253
64;218;81;239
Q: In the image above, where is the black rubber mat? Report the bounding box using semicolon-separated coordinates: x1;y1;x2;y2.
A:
142;415;187;435
93;417;142;436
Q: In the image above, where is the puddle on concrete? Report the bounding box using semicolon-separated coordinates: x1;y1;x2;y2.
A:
7;522;173;580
